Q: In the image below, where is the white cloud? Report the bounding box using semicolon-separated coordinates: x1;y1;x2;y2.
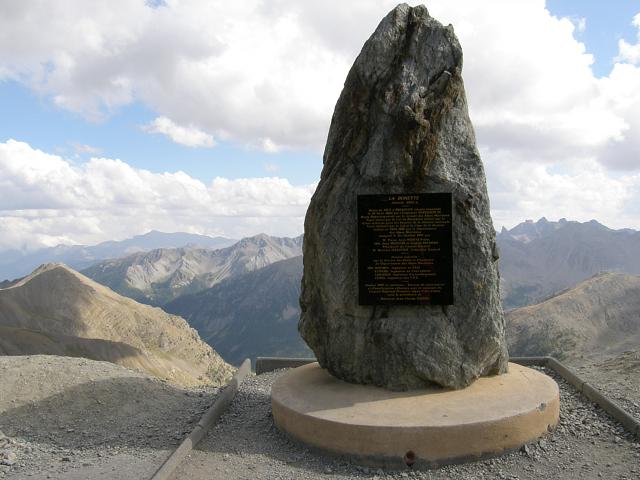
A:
0;139;314;251
261;138;281;154
142;116;215;147
0;0;638;160
485;149;640;230
2;1;640;244
72;142;102;155
2;139;640;253
617;13;640;65
1;0;638;161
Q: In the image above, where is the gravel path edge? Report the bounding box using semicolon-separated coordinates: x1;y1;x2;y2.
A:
150;358;251;480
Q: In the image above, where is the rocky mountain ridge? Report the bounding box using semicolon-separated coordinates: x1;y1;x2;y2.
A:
506;272;640;360
0;231;236;282
0;263;233;387
164;256;311;365
81;233;303;306
497;218;640;308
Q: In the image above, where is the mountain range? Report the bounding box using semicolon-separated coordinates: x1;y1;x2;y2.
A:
165;256;312;365
497;218;640;308
506;272;640;361
0;231;236;282
0;263;233;387
81;234;303;306
3;219;640;367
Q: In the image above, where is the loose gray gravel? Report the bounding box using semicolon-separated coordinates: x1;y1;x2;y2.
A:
2;356;639;479
0;355;220;480
571;351;640;423
172;367;640;480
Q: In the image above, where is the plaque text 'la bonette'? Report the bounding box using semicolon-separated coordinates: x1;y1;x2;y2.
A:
357;193;453;305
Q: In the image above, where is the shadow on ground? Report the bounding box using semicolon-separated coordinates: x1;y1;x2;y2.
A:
0;375;213;451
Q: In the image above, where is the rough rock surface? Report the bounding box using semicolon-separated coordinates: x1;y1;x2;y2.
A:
299;4;507;389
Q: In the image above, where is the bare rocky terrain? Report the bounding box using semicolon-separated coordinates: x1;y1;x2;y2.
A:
506;272;640;362
0;264;233;387
0;231;236;282
570;350;640;422
0;355;221;479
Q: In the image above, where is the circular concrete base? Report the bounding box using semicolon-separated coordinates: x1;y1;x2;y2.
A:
271;362;559;469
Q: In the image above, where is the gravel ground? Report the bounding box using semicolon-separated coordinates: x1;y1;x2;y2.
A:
0;355;220;479
1;356;639;479
172;367;640;480
571;350;640;422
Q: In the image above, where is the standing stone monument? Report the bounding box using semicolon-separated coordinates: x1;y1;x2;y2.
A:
299;3;508;390
272;5;559;468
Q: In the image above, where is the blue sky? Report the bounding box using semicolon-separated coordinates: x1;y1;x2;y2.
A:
1;0;640;250
548;0;638;77
0;80;321;184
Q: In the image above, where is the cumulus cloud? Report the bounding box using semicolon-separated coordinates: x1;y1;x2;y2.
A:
142;116;215;147
617;13;640;65
484;149;640;229
2;1;640;242
0;0;637;159
2;139;640;253
1;0;638;162
0;140;314;251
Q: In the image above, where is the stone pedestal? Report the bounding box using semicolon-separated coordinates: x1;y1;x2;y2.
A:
272;363;559;469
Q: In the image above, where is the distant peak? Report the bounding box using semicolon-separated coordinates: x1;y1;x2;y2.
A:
5;262;82;290
240;233;272;244
32;263;68;274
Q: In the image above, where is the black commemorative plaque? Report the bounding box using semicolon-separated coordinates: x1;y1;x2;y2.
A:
357;193;453;305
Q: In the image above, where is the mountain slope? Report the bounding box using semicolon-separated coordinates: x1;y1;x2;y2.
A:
0;264;234;387
498;218;640;308
506;272;640;360
82;234;303;306
164;256;311;365
0;231;236;281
